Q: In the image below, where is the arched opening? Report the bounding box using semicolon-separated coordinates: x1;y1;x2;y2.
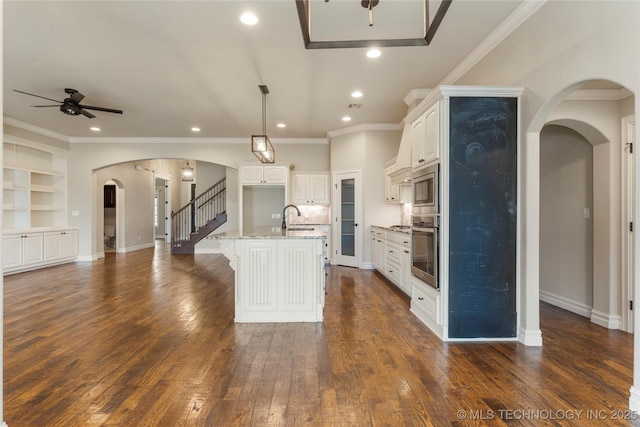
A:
520;78;635;345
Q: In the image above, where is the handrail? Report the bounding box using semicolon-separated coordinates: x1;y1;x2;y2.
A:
171;177;226;247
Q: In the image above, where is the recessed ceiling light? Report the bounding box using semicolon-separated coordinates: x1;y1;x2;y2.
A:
191;127;201;132
277;123;286;128
240;12;258;25
342;116;352;122
351;91;363;98
90;127;100;132
366;48;381;58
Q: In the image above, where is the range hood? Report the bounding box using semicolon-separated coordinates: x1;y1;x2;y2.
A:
388;122;412;185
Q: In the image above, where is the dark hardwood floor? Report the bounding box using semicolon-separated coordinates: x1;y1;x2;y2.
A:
3;242;639;426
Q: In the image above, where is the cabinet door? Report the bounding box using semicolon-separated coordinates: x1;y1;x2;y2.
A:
291;174;309;204
241;166;264;184
44;231;63;261
422;102;440;164
412;114;426;169
23;233;44;266
263;166;287;184
309;174;329;204
278;241;314;312
242;242;278;312
401;246;412;294
2;234;23;269
385;172;401;203
62;230;78;258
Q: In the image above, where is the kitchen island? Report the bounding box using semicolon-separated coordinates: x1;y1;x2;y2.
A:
215;227;326;323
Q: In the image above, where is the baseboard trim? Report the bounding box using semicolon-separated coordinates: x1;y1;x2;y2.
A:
539;290;592;318
630;386;640;412
518;327;543;346
591;309;622;330
118;242;156;253
194;248;224;255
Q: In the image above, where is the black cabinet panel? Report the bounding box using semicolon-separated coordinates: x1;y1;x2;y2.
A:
448;97;518;338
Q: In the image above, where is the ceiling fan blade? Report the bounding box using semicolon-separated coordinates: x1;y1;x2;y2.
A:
80;109;96;119
80;105;123;114
32;105;60;107
14;90;61;104
69;91;85;104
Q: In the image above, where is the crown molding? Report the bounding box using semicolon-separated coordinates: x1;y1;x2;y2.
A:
403;89;432;106
565;88;633;101
3;116;71;142
69;136;328;144
440;0;547;85
326;123;403;138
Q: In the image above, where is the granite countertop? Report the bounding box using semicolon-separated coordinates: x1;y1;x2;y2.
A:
213;226;327;240
372;225;411;234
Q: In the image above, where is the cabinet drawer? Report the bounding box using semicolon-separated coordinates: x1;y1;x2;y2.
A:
386;259;402;286
386;244;401;263
412;278;441;324
386;231;410;248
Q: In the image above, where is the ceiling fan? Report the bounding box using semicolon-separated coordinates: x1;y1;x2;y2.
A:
14;88;123;118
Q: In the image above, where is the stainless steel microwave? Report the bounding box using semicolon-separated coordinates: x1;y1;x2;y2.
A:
413;163;439;213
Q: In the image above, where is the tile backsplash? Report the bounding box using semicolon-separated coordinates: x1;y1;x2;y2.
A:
290;205;330;225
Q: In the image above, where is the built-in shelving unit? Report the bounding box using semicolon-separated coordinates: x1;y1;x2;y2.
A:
2;136;77;274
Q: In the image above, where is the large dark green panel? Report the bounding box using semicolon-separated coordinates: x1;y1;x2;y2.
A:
448;97;517;338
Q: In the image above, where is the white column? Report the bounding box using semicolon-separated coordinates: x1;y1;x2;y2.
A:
1;0;7;423
518;131;543;346
630;96;640;412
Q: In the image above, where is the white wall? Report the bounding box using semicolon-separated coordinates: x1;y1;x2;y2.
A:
540;125;593;313
329;127;402;267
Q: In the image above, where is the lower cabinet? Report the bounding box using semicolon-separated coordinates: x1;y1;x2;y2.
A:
3;228;78;275
371;227;411;295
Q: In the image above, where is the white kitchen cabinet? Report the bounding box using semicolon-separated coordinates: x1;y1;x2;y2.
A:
44;229;79;262
3;232;44;271
240;165;288;185
316;224;331;264
218;235;325;323
384;166;410;204
291;172;329;205
4;228;78;275
411;100;440;170
371;228;386;271
371;227;411;295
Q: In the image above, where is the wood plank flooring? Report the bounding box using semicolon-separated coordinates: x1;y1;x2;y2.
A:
4;242;639;426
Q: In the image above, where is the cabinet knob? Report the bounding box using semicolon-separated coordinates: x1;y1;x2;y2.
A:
419;158;425;163
418;297;424;301
404;250;409;254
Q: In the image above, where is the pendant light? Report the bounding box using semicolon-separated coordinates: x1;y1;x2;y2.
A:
181;161;194;181
251;85;275;163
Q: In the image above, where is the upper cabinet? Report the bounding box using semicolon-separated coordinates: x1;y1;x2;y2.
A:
291;172;330;205
240;165;288;185
384;165;409;204
3;137;68;230
412;100;440;171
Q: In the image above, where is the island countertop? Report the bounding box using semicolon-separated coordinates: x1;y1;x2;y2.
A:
213;226;327;240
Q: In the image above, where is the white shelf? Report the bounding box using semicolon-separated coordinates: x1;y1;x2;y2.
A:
3;139;68;231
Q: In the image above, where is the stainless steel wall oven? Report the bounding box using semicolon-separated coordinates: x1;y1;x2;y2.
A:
411;214;439;289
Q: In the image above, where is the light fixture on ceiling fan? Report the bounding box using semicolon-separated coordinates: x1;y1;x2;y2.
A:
251;85;275;164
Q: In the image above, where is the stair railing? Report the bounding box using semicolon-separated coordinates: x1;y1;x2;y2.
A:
171;177;226;246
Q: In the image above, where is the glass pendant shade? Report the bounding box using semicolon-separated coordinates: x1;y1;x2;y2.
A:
251;135;275;163
181;161;194;181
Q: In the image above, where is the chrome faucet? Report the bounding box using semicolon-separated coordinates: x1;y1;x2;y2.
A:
281;204;301;229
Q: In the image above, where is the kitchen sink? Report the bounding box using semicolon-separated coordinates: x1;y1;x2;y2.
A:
287;227;315;231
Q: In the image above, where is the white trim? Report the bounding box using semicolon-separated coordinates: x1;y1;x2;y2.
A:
565;88;633;101
630;387;640;413
3;134;69;155
3;116;70;142
361;262;374;270
326;123;402;138
539;290;592;318
440;0;547;85
591;310;622;330
118;242;155;253
70;136;328;145
443;337;519;343
518;327;543;346
77;254;100;262
403;89;432;106
410;305;445;340
194;248;224;255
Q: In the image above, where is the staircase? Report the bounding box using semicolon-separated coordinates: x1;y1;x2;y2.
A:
171;177;227;254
